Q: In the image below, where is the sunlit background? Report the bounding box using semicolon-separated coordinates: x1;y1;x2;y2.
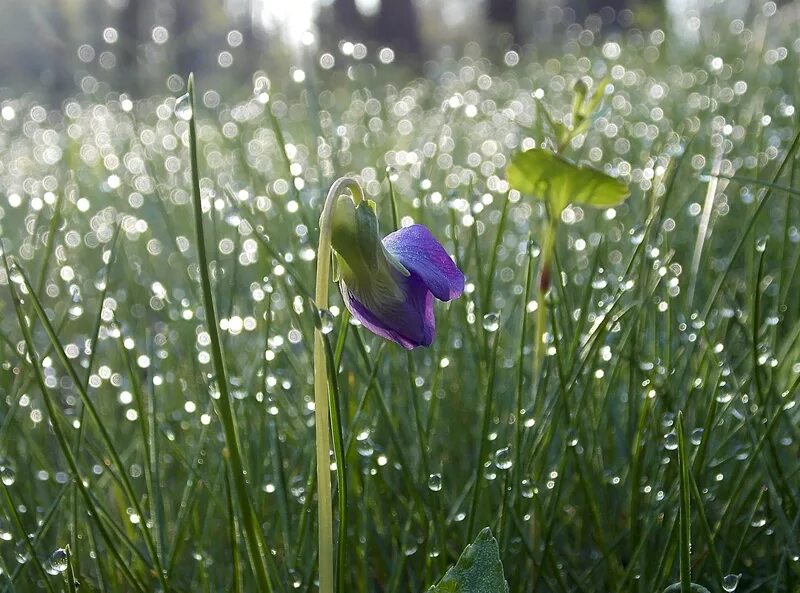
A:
2;0;788;103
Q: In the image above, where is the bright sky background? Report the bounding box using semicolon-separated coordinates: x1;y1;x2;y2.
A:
259;0;383;42
260;0;318;43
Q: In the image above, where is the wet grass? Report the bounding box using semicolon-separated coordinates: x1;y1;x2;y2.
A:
0;7;799;593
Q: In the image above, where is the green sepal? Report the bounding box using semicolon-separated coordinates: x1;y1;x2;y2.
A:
330;194;408;300
384;245;410;277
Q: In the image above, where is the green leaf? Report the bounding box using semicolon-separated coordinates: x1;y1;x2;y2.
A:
427;528;509;593
583;77;610;119
507;148;629;215
533;97;569;146
572;79;588;124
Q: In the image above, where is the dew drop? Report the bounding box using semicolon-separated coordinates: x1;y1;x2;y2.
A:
690;428;704;446
1;466;15;486
317;309;335;335
46;548;68;575
664;431;678;451
427;472;442;492
494;447;513;470
175;93;193;121
385;166;399;182
722;573;740;592
520;478;534;498
755;235;768;252
482;312;500;332
566;430;579;447
14;539;31;564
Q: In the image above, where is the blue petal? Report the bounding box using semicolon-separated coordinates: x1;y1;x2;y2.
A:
340;274;434;349
382;225;464;302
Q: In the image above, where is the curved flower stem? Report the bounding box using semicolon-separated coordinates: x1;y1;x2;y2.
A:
321;332;347;593
315;176;364;593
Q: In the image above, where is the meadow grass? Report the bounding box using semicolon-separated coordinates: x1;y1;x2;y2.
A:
0;8;799;593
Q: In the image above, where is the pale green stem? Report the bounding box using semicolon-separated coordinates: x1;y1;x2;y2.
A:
533;215;558;377
315;177;364;593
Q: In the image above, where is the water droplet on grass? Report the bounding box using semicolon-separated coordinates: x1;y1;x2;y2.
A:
521;479;534;498
722;573;740;592
691;428;704;445
14;540;30;564
1;466;15;486
482;312;500;332
751;516;766;528
566;430;579;447
317;309;334;334
46;548;68;575
664;431;678;450
427;473;442;492
494;447;512;469
175;93;192;120
403;544;418;556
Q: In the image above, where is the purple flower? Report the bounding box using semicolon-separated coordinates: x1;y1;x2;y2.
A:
330;195;464;349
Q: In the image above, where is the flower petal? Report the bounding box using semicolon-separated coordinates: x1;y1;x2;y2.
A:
382;225;464;302
340;275;434;349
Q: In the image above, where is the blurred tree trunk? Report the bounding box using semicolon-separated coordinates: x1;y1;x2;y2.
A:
487;0;520;41
374;0;420;55
320;0;421;59
44;0;73;98
586;0;628;16
173;0;202;77
117;0;141;95
235;0;261;76
27;0;76;100
333;0;367;33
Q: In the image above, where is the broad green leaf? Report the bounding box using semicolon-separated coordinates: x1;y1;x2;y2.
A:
507;148;629;214
427;528;509;593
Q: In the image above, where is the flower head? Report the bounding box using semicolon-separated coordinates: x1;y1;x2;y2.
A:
330;194;464;349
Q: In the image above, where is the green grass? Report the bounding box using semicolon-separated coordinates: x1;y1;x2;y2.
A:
1;7;800;593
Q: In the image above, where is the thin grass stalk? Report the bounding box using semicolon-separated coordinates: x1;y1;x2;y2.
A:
225;470;244;593
2;257;149;593
185;74;275;593
701;126;800;318
0;484;58;593
500;235;534;556
677;411;692;593
466;329;501;538
481;190;511;311
65;546;78;593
